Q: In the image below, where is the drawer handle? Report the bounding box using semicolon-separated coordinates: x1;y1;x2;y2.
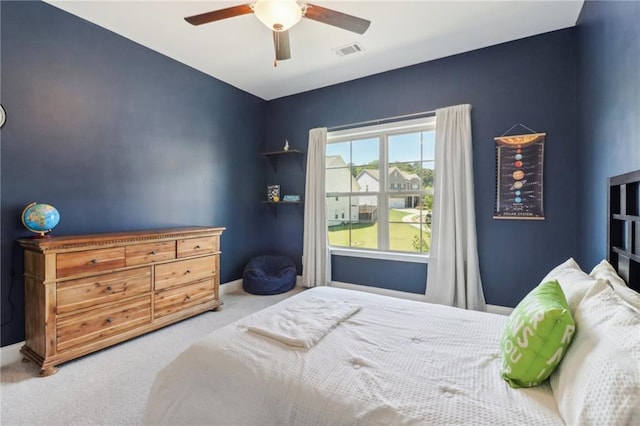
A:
106;286;113;292
184;295;191;301
185;269;191;274
195;245;201;249
106;317;113;324
91;259;98;264
150;250;156;255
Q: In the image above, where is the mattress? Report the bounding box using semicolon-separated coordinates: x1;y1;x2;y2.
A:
144;287;562;425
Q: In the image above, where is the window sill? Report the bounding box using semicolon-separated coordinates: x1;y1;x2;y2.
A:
329;248;429;264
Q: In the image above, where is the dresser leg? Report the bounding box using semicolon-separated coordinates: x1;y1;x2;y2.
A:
39;366;59;377
212;301;224;311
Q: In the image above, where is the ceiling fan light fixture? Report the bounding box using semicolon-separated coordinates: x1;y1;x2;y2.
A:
253;0;302;32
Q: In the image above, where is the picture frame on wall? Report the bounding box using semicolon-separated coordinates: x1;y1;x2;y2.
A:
494;133;546;220
267;185;280;202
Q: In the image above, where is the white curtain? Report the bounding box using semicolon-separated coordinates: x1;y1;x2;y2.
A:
302;127;330;287
425;104;486;311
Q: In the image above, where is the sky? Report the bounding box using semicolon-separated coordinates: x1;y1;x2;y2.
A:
326;130;435;166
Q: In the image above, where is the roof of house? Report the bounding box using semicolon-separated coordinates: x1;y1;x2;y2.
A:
326;155;347;168
355;167;419;182
390;167;420;181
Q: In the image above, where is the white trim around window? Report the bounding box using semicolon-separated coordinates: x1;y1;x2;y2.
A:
326;116;435;263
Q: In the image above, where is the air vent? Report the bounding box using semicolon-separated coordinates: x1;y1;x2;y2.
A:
333;42;364;57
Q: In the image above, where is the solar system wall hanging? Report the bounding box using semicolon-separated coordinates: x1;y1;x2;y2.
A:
493;128;546;220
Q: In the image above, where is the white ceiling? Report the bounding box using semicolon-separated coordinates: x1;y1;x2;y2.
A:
45;1;584;100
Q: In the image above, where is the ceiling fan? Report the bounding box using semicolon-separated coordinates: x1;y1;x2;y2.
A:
184;0;371;66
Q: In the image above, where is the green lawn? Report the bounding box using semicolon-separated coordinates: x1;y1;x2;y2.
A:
329;209;430;252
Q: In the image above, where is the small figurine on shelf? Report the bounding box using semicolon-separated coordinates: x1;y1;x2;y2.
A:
283;139;289;152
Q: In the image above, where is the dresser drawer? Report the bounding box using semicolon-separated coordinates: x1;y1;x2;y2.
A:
154;278;215;319
126;241;175;266
57;295;151;352
57;247;126;279
177;236;218;258
57;268;151;315
154;255;216;291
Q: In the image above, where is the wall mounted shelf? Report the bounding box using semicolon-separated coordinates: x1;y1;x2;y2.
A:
261;200;304;217
262;149;304;172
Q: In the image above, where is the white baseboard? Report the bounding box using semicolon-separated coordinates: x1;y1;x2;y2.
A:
1;341;24;368
486;304;514;316
220;279;243;295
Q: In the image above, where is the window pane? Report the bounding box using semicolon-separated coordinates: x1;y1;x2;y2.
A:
421;131;435;161
420;161;435;190
389;132;421;163
327;196;353;247
326;166;358;193
418;193;433;219
388;164;421;192
351;138;379;167
388;201;431;253
354;163;379;195
327;195;378;249
327;142;350;167
389;222;431;252
354;193;378;249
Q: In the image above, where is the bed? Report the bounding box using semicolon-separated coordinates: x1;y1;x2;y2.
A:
144;170;640;425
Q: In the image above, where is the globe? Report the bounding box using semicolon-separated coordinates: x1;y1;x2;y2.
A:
22;203;60;237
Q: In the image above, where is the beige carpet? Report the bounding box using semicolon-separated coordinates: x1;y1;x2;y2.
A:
0;287;304;426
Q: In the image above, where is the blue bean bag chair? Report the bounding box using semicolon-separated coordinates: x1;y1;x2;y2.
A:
243;255;297;295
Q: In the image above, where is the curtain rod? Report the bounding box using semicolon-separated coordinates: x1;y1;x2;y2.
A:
327;110;436;132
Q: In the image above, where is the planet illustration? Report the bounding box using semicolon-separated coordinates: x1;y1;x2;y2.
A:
514;197;522;203
515;154;523;161
510;180;525;190
512;170;525;180
514;161;523;167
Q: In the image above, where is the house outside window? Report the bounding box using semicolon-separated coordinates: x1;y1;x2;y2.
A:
326;116;435;260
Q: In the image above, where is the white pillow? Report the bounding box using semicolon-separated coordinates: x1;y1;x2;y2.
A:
540;258;596;313
613;284;640;310
589;259;628;288
550;279;640;425
589;259;640;310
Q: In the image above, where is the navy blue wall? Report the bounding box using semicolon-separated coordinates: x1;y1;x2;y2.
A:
264;29;579;304
4;1;635;348
0;1;266;346
576;0;640;268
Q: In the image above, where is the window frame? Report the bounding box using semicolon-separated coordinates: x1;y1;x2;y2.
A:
326;116;436;263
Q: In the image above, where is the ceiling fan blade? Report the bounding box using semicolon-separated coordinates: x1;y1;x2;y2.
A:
184;4;253;26
304;4;370;35
273;30;291;61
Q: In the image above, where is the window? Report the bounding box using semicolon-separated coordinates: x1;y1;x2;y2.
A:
326;117;435;259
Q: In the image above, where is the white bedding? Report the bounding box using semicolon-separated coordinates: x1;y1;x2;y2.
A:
246;296;361;348
144;287;562;425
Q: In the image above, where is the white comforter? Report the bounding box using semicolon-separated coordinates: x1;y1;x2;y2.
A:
144;287;562;425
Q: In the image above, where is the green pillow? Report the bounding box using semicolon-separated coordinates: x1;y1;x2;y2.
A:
500;279;576;388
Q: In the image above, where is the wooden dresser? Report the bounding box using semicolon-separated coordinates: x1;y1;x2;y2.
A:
17;226;225;376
